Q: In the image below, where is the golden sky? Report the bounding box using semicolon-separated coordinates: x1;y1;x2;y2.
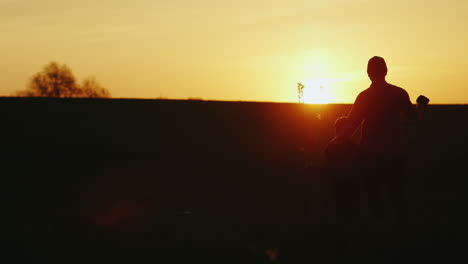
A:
1;0;467;103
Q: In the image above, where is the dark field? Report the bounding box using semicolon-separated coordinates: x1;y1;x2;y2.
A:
1;97;467;263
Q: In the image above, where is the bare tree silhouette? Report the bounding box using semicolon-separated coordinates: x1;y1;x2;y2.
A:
14;62;111;98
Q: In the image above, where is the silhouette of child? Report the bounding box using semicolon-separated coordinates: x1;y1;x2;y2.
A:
325;117;359;170
324;117;361;257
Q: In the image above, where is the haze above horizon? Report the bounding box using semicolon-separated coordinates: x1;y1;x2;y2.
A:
1;0;467;104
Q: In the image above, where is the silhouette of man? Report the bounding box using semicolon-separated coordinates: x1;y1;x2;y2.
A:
334;56;428;228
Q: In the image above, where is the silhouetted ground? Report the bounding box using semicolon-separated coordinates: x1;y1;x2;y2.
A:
1;97;467;263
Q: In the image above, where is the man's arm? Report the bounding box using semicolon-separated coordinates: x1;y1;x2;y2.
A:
401;94;430;155
401;90;430;121
416;95;430;120
401;90;417;121
344;93;365;137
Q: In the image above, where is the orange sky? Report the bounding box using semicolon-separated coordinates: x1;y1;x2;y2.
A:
1;0;467;103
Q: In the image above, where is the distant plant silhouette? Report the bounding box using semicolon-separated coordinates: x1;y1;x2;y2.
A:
297;82;305;103
14;62;111;98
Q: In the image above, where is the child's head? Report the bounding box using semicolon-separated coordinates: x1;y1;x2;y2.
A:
334;116;350;137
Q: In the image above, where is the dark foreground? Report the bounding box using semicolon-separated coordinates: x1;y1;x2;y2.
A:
1;98;467;263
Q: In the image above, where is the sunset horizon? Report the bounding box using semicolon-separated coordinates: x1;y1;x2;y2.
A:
2;0;468;104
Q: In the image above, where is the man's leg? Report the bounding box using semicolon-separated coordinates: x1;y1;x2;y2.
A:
385;160;409;227
363;168;386;222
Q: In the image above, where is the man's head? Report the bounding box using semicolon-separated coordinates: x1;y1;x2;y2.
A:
367;56;388;82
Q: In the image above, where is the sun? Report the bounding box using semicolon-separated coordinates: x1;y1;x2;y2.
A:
303;80;333;104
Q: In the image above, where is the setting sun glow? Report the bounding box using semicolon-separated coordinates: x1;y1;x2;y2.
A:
302;80;333;104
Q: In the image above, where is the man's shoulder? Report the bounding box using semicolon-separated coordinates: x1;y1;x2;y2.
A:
355;83;409;106
357;87;371;98
387;83;409;95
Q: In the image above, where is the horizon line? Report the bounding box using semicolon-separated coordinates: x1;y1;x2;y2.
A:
1;96;466;105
